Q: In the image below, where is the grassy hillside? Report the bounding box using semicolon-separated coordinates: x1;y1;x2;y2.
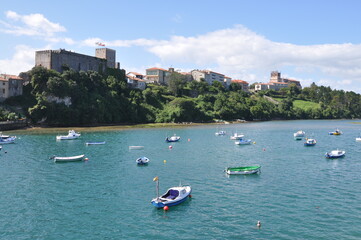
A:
272;97;320;110
293;100;320;110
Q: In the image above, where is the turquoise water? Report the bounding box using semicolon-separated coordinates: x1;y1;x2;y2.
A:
1;120;361;239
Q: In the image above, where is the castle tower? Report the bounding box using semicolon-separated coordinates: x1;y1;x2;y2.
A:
95;48;116;68
270;71;281;83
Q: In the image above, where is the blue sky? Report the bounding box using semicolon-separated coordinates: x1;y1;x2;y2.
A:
1;0;361;92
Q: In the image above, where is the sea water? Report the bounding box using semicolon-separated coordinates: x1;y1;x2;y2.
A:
1;120;361;239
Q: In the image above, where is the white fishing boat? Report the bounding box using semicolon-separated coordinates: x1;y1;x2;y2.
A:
0;132;16;144
52;154;85;163
230;132;244;140
56;130;81;140
129;146;144;150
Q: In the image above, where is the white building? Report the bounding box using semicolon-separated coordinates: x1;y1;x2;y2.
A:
191;70;225;85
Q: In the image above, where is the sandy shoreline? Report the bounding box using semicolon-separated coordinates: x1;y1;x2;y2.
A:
5;122;226;134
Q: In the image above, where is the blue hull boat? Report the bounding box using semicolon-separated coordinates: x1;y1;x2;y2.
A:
151;185;192;208
325;150;345;158
165;135;180;142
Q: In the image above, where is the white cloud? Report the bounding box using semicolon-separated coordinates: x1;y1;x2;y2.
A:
0;45;37;75
1;11;66;37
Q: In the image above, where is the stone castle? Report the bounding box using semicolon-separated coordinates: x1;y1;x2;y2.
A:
35;48;119;73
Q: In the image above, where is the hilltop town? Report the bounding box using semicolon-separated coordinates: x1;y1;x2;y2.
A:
0;47;360;128
1;47;301;102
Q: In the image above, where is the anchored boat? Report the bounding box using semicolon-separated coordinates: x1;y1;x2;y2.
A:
225;166;261;175
151;177;191;208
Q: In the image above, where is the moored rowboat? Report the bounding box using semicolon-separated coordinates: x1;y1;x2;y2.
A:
225;166;261;175
52;154;85;163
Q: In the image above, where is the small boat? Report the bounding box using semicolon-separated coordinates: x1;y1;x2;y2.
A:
294;130;305;140
129;146;144;150
215;130;226;136
151;177;192;208
136;156;150;165
356;136;361;142
165;134;180;142
52;154;85;163
230;132;244;140
225;166;261;175
86;141;106;145
0;132;16;144
56;130;81;140
329;129;342;135
325;150;345;159
235;139;252;145
304;138;316;146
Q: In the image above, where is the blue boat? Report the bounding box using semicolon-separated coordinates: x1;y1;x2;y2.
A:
304;138;316;146
235;139;252;145
151;177;191;208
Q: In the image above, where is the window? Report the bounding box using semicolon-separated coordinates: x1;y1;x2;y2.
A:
2;89;5;94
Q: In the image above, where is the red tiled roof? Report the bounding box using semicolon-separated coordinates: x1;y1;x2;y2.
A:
146;67;168;71
0;77;7;81
0;74;23;80
232;79;249;84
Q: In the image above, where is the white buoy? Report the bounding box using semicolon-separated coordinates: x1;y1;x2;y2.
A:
257;221;261;228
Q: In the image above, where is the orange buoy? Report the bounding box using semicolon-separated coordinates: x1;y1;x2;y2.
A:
189;194;192;198
188;138;191;142
163;206;169;211
84;158;89;161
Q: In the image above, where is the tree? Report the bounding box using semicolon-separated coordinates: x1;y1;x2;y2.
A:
168;72;187;96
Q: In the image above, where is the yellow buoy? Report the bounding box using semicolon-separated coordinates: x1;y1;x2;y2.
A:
164;160;167;163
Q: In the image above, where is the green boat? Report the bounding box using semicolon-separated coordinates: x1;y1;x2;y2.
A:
225;166;261;175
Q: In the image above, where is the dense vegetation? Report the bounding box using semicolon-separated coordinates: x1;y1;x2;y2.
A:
4;66;361;126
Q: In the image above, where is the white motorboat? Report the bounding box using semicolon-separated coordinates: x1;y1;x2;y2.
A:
294;130;305;140
56;130;81;140
230;133;244;140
